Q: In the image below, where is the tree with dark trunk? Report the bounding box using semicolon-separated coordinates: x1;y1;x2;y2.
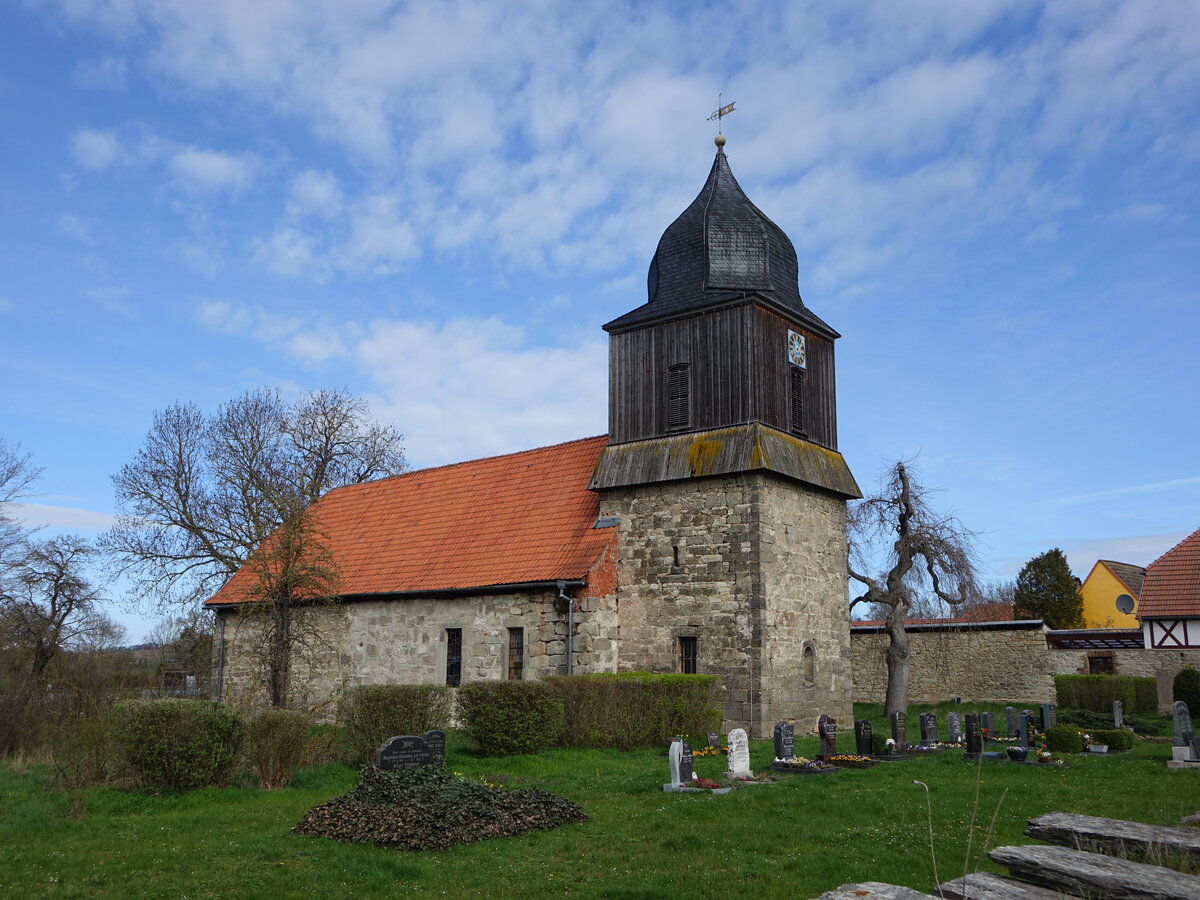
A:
847;461;982;719
1013;548;1084;629
103;387;405;708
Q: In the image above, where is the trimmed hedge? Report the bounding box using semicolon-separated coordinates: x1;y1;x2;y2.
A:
457;681;565;756
1042;723;1085;753
338;684;452;764
546;673;722;750
247;709;311;789
1174;668;1200;712
110;699;244;792
1089;728;1135;751
1054;675;1156;714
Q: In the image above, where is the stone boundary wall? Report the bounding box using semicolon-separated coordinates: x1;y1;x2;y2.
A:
850;623;1200;708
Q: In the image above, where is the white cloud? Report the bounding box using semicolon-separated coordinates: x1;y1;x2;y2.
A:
1057;475;1200;504
56;213;97;244
71;129;122;169
72;55;128;90
168;147;256;194
287;170;342;220
194;300;300;342
1063;531;1192;575
11;502;116;532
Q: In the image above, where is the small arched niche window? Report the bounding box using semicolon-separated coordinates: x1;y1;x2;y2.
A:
803;644;815;685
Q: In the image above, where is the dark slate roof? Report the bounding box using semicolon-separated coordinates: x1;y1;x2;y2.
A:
604;144;837;339
1100;560;1146;596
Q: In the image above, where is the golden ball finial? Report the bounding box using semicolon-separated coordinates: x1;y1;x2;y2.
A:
715;133;727;149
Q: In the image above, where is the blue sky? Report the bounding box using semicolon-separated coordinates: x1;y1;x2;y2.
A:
3;1;1199;641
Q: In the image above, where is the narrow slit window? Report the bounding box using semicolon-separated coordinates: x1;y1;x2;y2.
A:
507;628;524;681
678;636;698;675
789;366;805;435
445;628;462;687
667;363;690;430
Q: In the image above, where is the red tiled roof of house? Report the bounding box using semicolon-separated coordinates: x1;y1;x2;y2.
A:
1099;560;1145;596
852;601;1016;628
1137;527;1200;618
207;435;614;605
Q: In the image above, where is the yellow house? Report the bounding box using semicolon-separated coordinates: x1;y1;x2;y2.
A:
1078;559;1144;628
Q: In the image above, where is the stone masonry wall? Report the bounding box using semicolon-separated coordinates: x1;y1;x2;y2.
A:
599;471;852;738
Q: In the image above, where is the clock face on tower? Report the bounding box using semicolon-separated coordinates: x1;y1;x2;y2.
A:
787;330;807;369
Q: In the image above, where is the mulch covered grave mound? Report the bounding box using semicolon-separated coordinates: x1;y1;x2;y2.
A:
293;765;587;851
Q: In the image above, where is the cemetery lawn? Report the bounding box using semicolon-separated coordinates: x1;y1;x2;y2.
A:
1;705;1191;899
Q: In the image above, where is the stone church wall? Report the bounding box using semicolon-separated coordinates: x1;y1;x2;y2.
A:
598;471;851;738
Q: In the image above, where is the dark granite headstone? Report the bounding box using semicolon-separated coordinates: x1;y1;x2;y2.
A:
946;712;962;744
855;720;873;756
1173;701;1194;747
890;711;907;747
1021;711;1037;748
708;732;721;750
981;711;995;736
1005;706;1018;738
422;729;446;762
1040;703;1057;731
774;720;794;759
680;740;694;782
964;714;983;755
377;733;440;770
1112;700;1123;729
919;713;938;745
818;715;838;758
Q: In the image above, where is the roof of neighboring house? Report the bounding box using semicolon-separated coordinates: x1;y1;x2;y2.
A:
1098;560;1146;596
207;435;614;606
1137;527;1200;618
851;601;1017;629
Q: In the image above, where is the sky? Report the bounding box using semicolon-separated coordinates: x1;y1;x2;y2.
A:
2;0;1199;642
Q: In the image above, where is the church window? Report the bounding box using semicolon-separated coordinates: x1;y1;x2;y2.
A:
803;645;815;684
678;636;698;674
789;366;805;435
1087;655;1114;675
667;363;690;430
507;628;524;681
672;544;682;566
445;628;463;687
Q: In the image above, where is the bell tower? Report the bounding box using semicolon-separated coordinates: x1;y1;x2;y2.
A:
590;136;860;737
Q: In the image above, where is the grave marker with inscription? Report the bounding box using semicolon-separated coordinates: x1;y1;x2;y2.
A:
890;711;907;748
919;713;938;745
774;720;795;760
376;730;446;770
1005;707;1018;739
1040;703;1057;731
981;711;995;736
1113;700;1123;730
964;713;983;756
855;720;873;756
726;728;752;778
818;715;838;758
946;712;962;744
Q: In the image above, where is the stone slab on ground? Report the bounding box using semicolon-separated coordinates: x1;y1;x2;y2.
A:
936;871;1081;899
1025;812;1200;861
989;844;1200;900
812;882;935;899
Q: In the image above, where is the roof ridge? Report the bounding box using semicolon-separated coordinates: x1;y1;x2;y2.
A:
1146;526;1200;571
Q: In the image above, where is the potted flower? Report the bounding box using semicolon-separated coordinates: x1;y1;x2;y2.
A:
884;738;896;756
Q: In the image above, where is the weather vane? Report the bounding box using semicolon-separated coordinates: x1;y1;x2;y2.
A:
707;93;736;134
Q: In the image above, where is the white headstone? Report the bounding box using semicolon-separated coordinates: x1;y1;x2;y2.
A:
726;728;752;778
668;739;684;785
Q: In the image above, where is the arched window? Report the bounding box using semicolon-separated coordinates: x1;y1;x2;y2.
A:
803;644;815;684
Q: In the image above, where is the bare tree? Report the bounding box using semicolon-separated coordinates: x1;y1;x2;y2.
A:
0;438;43;580
847;461;982;718
103;387;405;707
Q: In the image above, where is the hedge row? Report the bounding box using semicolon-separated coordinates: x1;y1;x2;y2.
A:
338;684;453;764
1054;675;1156;714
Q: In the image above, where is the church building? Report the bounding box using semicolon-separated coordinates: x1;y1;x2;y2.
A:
209;136;860;737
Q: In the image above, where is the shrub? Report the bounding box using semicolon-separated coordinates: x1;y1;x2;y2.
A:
1043;723;1085;753
1174;668;1200;712
50;713;118;789
1058;707;1167;736
247;709;311;789
870;731;889;756
1054;675;1157;714
110;699;244;792
293;764;586;850
338;685;452;764
457;681;564;755
1089;728;1135;751
547;673;722;750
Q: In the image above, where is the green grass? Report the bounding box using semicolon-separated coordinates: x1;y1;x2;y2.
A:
0;707;1191;899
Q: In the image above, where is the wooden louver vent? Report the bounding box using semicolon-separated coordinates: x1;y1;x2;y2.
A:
667;363;690;430
790;366;805;435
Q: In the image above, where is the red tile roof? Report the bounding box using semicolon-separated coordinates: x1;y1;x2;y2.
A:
852;601;1016;628
1137;527;1200;618
207;435;614;605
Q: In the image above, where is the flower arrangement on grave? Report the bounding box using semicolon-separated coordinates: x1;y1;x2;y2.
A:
776;756;835;771
824;754;877;769
691;777;723;789
884;738;896;755
692;745;721;758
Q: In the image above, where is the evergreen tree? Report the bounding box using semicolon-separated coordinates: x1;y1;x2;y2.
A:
1013;548;1084;628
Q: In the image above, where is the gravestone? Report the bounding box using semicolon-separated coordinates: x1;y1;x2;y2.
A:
376;729;446;770
1112;700;1123;729
707;732;721;750
1018;712;1029;748
919;713;938;745
773;720;795;760
1005;706;1018;738
1040;703;1057;731
890;711;907;747
947;712;962;744
964;713;983;755
855;720;873;756
726;728;752;778
818;715;838;758
1172;701;1192;747
667;739;694;786
981;711;995;736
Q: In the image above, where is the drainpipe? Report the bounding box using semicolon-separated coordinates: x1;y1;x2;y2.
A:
558;580;573;675
215;613;226;701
